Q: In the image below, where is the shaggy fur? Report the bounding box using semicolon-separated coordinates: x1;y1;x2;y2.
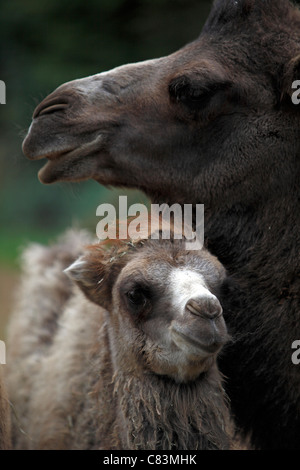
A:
7;230;234;450
21;0;300;449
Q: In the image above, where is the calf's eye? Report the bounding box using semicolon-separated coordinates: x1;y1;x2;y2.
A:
126;288;148;307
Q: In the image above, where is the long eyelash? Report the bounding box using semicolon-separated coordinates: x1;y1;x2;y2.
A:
183;89;216;105
126;283;152;307
169;77;231;107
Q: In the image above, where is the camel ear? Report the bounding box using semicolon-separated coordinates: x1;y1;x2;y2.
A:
64;253;112;309
280;55;300;107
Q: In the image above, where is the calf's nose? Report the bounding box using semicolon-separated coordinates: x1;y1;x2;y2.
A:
185;296;223;320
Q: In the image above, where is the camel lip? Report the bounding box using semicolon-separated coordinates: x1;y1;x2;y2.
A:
40;148;74;161
22;139;75;161
37;150;104;184
37;156;76;184
171;326;223;355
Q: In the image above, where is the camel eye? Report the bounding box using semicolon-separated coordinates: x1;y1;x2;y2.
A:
126;286;150;309
169;75;231;111
169;76;213;109
126;288;148;307
180;88;216;109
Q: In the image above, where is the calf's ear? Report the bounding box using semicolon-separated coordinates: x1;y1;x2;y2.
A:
280;54;300;107
64;250;113;309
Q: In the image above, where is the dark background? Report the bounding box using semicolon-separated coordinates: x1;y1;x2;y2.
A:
0;0;212;336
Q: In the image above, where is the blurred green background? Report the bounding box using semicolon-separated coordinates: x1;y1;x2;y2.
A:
0;0;213;337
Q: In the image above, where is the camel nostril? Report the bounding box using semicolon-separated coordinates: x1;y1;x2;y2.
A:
33;99;69;119
186;297;223;320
